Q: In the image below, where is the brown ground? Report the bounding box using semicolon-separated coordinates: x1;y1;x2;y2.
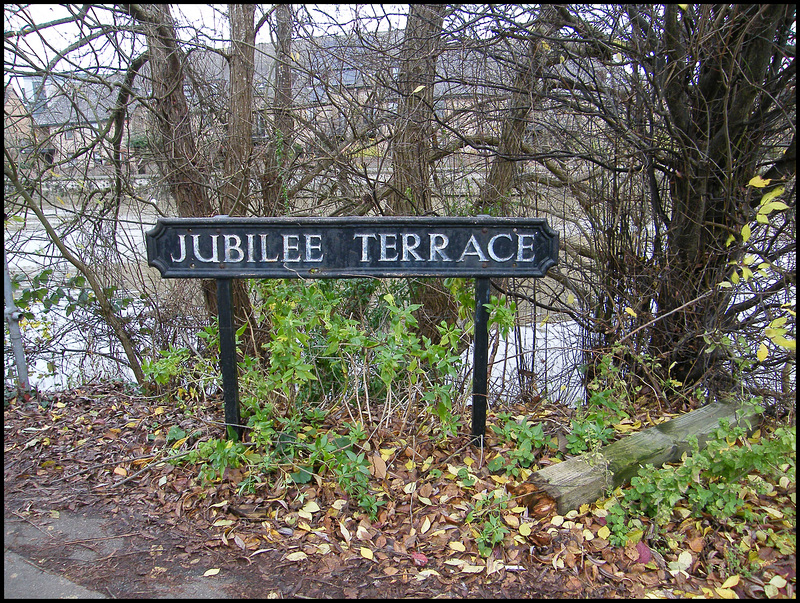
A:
5;382;792;598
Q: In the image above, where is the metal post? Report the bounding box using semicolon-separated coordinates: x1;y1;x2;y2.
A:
472;277;491;445
216;278;242;440
4;252;30;392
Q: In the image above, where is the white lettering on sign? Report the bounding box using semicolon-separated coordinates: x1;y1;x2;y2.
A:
168;230;538;266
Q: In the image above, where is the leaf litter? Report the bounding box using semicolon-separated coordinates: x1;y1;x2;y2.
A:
4;383;795;598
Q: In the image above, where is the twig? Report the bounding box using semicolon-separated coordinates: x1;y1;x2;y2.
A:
617;290;714;345
58;532;141;546
9;509;56;538
98;449;195;489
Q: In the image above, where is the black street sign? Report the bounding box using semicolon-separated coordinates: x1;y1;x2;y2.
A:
146;216;558;279
145;215;558;445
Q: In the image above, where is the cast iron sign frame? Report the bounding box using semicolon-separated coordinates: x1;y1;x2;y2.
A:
146;216;559;444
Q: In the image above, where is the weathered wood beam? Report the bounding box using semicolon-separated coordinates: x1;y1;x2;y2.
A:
531;401;762;514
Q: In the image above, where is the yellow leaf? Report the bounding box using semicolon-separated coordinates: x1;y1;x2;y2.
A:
461;564;484;574
757;343;768;362
449;541;466;552
421;516;432;534
721;575;740;589
715;587;739;599
403;482;417;494
741;223;751;243
730;270;740;284
725;233;736;247
597;525;611;540
677;4;689;10
412;85;426;94
464;457;474;467
519;523;533;537
748;175;771;188
567;293;576;305
770;336;795;351
114;466;127;477
212;519;234;527
417;496;432;505
154;406;165;415
203;568;221;577
405;459;416;471
285;551;308;562
625;307;637;318
360;546;374;560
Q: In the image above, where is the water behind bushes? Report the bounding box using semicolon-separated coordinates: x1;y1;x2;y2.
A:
5;185;587;405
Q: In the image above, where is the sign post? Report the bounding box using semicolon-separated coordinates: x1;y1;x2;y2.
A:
147;216;558;443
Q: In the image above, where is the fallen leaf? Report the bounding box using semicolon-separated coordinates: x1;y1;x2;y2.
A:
721;575;740;589
461;563;484;574
714;587;738;599
285;551;308;562
360;546;374;560
636;541;652;564
688;536;704;552
339;521;351;544
301;500;320;514
449;541;466;552
113;466;127;477
416;569;439;581
371;454;387;479
411;552;428;567
597;525;611;540
203;568;220;577
212;519;234;527
519;523;532;537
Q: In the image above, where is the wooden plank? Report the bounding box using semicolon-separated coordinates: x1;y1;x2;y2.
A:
530;401;762;514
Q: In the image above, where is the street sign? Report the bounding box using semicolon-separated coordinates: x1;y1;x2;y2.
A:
146;216;559;444
146;216;558;279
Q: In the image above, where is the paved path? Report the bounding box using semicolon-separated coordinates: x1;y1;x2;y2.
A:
4;549;107;599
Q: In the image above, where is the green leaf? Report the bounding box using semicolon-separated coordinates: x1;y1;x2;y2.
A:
758;186;786;208
741;224;751;243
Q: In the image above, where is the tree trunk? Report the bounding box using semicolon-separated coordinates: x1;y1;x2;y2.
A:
651;4;790;392
221;4;256;216
388;4;447;215
129;3;256;359
260;3;294;215
478;6;560;213
387;4;455;343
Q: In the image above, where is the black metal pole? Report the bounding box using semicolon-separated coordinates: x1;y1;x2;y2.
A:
472;277;491;445
216;278;242;440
